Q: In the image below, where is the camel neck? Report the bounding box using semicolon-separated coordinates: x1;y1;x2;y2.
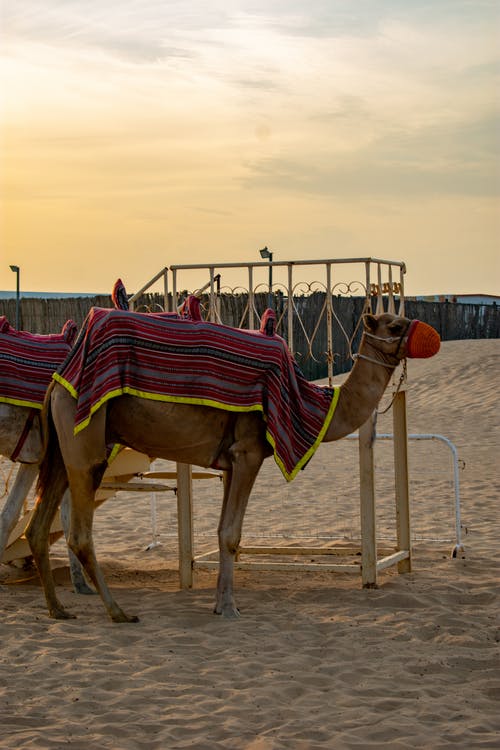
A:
325;343;395;441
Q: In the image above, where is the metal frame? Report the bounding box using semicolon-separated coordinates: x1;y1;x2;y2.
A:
129;257;411;589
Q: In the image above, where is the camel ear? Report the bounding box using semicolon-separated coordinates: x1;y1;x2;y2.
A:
363;313;378;332
387;318;405;335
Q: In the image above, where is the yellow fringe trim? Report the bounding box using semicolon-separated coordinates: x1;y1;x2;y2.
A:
0;396;42;410
53;373;341;481
269;385;341;481
53;372;78;399
107;443;122;465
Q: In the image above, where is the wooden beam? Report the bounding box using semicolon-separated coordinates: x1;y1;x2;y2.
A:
392;390;412;573
376;549;410;572
99;481;176;493
140;470;221;481
359;413;377;587
176;463;194;589
194;559;361;573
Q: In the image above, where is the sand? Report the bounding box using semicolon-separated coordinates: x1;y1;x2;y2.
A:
1;338;499;749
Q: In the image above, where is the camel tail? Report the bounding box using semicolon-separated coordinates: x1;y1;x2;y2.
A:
35;380;69;507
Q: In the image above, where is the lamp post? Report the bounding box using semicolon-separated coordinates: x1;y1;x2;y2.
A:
9;265;20;330
259;246;273;308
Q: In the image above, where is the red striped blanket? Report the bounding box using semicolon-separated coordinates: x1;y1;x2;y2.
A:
54;307;339;480
0;318;78;409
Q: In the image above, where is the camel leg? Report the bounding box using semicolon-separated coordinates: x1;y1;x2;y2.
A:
214;440;264;617
1;465;92;596
26;476;73;619
65;466;139;623
59;489;95;595
0;463;38;562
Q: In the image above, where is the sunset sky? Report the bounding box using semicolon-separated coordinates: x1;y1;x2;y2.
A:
1;1;499;297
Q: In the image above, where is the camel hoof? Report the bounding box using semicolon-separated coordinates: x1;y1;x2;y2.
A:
111;612;140;624
50;607;76;620
213;605;241;618
74;583;96;596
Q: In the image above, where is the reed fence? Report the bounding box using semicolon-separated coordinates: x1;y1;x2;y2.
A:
1;294;497;381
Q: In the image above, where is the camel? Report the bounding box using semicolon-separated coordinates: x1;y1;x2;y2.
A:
0;315;95;593
1;282;130;592
0;404;95;592
26;310;440;622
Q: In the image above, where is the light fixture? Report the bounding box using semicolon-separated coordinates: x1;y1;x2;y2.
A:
9;264;20;330
258;247;274;308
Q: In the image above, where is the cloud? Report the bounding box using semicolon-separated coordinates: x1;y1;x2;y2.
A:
242;113;500;197
3;4;499;207
2;1;227;63
229;0;499;42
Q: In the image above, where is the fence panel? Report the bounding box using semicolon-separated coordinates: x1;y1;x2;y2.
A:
0;295;497;381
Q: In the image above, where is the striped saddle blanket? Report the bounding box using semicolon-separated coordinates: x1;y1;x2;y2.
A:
0;317;78;409
54;307;339;480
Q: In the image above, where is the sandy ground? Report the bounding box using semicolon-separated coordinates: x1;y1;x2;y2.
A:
1;338;499;749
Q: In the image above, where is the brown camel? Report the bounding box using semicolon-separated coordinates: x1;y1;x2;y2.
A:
26;311;439;622
1;281;132;591
0;319;94;593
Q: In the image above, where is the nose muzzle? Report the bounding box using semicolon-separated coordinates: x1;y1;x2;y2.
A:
405;320;441;358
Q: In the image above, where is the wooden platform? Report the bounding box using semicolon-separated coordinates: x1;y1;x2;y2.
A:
2;448;154;564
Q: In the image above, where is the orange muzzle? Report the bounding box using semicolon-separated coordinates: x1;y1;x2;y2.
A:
405;320;441;358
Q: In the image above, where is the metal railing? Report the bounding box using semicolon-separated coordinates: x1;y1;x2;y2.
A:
129;257;406;383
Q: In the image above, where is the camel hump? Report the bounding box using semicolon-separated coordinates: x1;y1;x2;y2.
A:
260;308;276;336
179;295;202;321
112;278;129;311
61;320;78;346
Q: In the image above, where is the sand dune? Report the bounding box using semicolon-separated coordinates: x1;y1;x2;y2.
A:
1;338;499;749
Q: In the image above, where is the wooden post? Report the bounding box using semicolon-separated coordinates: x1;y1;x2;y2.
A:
359;412;377;587
392;389;412;573
176;462;194;588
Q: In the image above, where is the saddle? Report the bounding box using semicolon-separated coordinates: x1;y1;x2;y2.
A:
0;316;78;346
0;318;78;411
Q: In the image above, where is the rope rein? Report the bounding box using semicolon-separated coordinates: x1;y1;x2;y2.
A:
352;352;395;369
377;359;407;415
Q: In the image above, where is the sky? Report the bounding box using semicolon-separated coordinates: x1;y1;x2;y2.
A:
1;0;499;297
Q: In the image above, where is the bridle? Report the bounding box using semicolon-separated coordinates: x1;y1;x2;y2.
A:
352;324;410;414
352;322;410;370
352;351;396;369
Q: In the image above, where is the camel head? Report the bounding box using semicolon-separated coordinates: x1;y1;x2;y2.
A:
362;312;440;365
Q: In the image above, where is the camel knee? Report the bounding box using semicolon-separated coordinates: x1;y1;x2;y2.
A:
67;529;92;562
25;518;45;557
218;524;241;555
